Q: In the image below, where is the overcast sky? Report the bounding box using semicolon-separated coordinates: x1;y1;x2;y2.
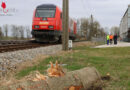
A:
0;0;129;28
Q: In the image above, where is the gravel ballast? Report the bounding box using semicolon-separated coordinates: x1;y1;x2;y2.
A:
0;45;62;77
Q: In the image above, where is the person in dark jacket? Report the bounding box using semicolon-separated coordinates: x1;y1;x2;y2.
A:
114;34;118;45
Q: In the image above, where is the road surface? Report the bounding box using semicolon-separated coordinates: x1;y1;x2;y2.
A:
95;42;130;48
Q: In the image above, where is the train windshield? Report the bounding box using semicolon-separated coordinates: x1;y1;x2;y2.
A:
36;9;55;18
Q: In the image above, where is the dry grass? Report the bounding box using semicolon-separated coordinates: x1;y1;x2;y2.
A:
73;41;98;47
15;55;49;72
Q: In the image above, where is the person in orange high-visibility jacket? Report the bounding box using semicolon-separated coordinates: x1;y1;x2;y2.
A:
109;35;113;44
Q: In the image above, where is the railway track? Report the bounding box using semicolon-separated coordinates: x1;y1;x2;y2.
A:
0;40;57;53
0;40;30;45
0;40;88;53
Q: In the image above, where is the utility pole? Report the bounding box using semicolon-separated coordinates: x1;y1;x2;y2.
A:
62;0;69;51
89;14;93;40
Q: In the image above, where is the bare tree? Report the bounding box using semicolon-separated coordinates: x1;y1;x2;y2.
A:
92;21;100;37
97;28;106;38
110;26;120;36
18;26;24;39
11;25;19;39
80;18;90;38
0;27;4;39
80;15;106;41
26;26;31;39
3;24;8;37
104;27;110;34
80;15;100;40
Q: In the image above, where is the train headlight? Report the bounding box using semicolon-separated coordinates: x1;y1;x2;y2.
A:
34;25;39;28
48;26;54;29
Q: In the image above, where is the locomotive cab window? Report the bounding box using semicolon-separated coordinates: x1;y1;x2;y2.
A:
35;9;56;18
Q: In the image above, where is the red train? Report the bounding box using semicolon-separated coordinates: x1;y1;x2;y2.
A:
31;4;77;42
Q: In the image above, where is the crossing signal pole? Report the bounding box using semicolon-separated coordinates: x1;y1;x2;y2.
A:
62;0;69;51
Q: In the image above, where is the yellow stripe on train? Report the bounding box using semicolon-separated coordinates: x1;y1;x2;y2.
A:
39;22;49;25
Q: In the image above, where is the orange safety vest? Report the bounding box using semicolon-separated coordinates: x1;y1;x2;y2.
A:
109;35;113;39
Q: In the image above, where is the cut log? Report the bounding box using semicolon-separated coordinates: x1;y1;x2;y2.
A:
0;67;103;90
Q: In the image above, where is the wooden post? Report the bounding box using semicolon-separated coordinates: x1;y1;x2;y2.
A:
62;0;69;51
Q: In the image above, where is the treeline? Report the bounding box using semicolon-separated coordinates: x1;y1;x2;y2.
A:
77;15;107;41
0;24;31;40
110;26;120;36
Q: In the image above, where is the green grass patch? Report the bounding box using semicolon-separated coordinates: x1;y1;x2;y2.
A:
16;46;130;89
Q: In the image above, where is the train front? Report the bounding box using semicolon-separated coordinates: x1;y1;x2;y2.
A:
31;4;62;42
